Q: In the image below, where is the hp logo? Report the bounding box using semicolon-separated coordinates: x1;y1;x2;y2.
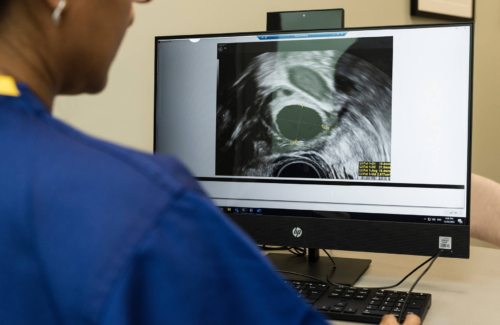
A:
292;227;303;238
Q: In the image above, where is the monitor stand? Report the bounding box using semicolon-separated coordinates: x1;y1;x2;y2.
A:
266;248;371;286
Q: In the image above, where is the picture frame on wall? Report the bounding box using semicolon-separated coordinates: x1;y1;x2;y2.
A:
411;0;475;21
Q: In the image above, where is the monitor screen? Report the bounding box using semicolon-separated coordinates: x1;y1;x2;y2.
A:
155;24;472;257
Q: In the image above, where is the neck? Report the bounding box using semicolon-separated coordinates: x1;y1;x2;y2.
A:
0;18;59;112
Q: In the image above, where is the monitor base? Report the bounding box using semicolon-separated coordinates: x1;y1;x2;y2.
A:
267;251;371;286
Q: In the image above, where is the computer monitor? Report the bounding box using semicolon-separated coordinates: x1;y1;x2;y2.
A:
154;23;473;285
267;9;344;32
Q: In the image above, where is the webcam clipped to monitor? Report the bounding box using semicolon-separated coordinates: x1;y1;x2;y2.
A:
267;9;345;32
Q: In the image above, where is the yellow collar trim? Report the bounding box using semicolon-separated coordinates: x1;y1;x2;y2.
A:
0;75;21;97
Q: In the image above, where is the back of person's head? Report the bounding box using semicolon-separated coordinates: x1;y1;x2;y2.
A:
0;0;138;99
0;0;8;15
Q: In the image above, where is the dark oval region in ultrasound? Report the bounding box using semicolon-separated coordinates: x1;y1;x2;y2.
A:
276;105;323;141
288;66;329;101
277;162;321;178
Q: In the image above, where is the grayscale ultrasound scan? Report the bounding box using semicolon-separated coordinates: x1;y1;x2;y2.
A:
216;37;392;180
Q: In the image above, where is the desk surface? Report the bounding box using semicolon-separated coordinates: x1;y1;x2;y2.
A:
289;246;500;325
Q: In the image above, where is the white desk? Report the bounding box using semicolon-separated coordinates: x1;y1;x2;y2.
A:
310;247;500;324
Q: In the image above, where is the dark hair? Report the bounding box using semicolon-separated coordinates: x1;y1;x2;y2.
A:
0;0;9;20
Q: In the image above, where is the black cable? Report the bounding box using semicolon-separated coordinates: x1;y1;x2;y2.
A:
322;249;339;286
259;245;307;256
364;252;439;290
325;251;441;289
271;247;331;285
322;249;336;268
288;247;306;256
398;250;443;323
276;270;331;287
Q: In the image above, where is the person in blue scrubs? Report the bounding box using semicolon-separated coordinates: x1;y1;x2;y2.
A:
0;0;419;324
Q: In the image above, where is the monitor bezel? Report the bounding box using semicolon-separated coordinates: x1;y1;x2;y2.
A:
154;22;474;258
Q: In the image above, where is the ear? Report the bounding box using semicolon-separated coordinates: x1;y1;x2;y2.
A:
44;0;63;10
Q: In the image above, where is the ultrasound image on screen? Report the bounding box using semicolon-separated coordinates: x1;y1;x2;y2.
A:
216;37;393;180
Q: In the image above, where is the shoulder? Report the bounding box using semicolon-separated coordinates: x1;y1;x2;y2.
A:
44;114;204;200
42;114;203;196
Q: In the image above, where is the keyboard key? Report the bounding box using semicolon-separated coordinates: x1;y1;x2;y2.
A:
363;310;389;316
330;306;344;313
341;293;353;298
384;297;397;302
409;308;421;314
317;305;330;312
380;306;392;311
312;286;327;292
335;302;347;307
365;305;378;310
333;289;343;293
369;300;381;306
371;296;382;301
354;295;366;300
308;292;322;299
414;294;427;300
344;307;357;314
409;301;424;309
375;291;386;297
328;292;340;298
358;290;370;295
381;302;395;307
346;289;357;294
388;292;400;298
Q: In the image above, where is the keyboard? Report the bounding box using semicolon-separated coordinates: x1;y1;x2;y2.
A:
286;280;432;324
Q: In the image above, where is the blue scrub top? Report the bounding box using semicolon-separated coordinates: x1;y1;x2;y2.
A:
0;81;328;325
